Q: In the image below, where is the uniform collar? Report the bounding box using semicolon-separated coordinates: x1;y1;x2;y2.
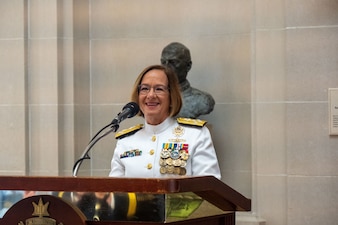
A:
144;117;175;134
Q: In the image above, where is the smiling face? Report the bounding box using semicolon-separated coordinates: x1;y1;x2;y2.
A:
138;69;170;125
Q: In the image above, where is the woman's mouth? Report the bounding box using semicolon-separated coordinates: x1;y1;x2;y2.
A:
146;102;159;106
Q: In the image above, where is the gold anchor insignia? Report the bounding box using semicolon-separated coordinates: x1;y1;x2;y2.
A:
18;197;64;225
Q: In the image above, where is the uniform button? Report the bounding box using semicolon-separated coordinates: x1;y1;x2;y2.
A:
147;163;153;169
149;149;155;155
151;135;156;142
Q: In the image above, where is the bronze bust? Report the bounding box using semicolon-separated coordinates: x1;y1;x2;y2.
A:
161;42;215;118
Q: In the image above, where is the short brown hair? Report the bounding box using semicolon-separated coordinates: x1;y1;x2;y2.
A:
131;65;182;117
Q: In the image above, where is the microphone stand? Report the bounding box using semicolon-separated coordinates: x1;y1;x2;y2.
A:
72;122;120;177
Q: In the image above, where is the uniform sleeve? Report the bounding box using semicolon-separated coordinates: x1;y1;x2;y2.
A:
109;140;125;177
191;126;221;179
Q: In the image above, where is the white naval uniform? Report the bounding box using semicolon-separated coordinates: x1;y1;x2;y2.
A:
109;117;221;179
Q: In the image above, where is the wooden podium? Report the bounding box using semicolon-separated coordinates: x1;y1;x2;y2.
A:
0;176;250;225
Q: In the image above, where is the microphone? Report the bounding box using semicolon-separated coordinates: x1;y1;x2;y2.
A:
111;102;139;125
73;102;140;177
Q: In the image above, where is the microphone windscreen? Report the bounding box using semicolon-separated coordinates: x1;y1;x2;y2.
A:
124;102;139;118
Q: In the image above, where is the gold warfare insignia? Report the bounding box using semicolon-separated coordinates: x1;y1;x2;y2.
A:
18;197;63;225
159;143;189;176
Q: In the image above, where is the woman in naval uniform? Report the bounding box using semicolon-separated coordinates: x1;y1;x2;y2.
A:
109;64;221;179
74;65;221;222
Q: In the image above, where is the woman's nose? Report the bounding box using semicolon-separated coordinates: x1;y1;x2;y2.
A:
146;88;157;97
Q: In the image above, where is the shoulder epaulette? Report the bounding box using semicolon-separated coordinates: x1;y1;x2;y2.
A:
115;124;143;139
177;117;207;127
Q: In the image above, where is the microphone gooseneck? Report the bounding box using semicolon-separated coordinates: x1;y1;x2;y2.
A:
72;102;139;177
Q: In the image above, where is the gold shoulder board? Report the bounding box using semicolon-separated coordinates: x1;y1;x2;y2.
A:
115;124;143;139
177;117;207;127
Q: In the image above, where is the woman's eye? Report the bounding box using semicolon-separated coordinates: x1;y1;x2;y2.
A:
155;87;165;92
